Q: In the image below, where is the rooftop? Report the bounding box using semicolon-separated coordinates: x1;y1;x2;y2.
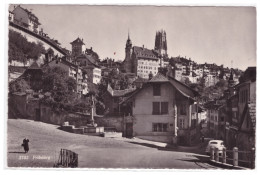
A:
149;72;169;82
70;37;85;45
107;84;136;97
133;46;159;60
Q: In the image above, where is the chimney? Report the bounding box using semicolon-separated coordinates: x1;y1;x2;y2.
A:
90;47;92;51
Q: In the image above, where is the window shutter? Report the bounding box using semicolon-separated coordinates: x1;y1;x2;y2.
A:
152;102;160;115
161;102;168;114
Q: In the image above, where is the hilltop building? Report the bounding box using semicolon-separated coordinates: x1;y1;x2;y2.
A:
122;30;169;79
12;5;41;33
68;37;101;84
70;37;85;57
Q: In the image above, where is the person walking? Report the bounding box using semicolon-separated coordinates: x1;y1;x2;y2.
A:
22;138;29;153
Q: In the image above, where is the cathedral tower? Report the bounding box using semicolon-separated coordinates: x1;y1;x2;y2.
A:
154;30;167;57
124;32;133;73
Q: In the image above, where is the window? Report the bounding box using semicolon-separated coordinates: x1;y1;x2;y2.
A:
153;123;168;132
152;102;160;115
161;102;168;114
180;103;187;115
152;102;168;115
179;119;185;129
153;84;161;96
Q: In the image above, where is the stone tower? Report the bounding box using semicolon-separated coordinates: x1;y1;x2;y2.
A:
154;30;167;57
228;69;236;95
228;69;235;87
124;32;133;73
70;37;85;57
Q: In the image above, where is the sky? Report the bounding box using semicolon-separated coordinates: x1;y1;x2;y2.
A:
8;5;256;71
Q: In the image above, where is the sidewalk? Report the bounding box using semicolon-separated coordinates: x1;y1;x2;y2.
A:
114;137;168;148
114;137;208;154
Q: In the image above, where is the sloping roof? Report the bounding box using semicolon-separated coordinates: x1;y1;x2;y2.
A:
28;61;41;70
70;37;85;45
76;54;100;68
120;73;199;104
107;84;136;97
149;72;169;82
133;46;159;60
168;76;199;98
45;58;79;69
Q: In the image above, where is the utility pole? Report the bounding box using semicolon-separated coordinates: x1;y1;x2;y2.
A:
91;94;95;126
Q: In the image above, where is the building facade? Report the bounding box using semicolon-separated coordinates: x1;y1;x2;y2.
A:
12;5;41;33
47;58;88;95
121;73;199;145
70;37;85;57
122;30;169;79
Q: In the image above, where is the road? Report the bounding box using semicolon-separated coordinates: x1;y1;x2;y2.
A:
7;119;222;169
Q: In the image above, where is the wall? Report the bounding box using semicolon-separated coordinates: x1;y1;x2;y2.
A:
26;98;40;120
9;93;128;134
40;105;90;127
9;26;63;57
10;93;27;117
95;117;123;132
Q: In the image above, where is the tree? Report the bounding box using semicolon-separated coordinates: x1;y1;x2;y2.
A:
42;66;77;103
9;78;30;93
9;29;46;62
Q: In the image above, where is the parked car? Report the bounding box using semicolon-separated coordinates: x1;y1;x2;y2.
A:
205;140;225;155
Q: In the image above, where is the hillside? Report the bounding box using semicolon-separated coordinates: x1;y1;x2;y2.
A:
8;29;46;63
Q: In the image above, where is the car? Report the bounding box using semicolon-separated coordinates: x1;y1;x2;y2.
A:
205;140;225;155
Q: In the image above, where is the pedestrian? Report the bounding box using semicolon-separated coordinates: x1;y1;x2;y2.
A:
21;138;29;153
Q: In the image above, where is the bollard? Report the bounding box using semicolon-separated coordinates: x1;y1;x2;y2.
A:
251;147;255;169
210;146;215;161
233;147;238;167
222;147;227;164
215;148;219;162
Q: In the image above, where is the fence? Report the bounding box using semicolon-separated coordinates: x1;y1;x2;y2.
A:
54;149;78;168
210;147;255;169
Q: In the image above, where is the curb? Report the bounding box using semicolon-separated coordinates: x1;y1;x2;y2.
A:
209;160;250;170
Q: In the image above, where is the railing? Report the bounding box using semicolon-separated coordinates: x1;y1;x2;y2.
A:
54;149;78;168
210;147;255;169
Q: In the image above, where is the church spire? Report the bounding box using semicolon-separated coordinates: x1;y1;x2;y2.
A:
228;68;235;88
126;30;132;45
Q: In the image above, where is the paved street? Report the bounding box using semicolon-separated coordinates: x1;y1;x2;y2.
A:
7;119;222;169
